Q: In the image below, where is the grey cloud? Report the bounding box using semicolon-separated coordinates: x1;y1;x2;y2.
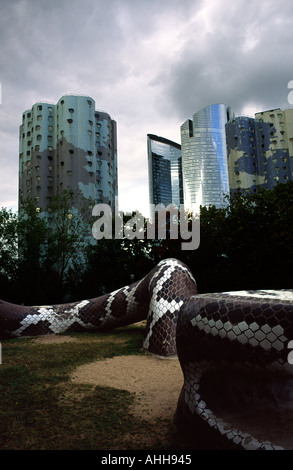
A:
159;0;293;120
0;0;293;213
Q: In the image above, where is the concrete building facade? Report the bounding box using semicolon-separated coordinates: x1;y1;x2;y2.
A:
226;107;293;194
19;94;118;214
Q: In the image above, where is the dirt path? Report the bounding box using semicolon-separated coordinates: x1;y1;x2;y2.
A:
71;354;184;421
34;334;184;422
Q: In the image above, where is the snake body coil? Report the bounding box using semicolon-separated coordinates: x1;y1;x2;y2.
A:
1;258;293;450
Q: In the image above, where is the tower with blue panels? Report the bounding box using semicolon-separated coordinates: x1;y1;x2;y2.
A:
147;134;183;207
226;108;293;194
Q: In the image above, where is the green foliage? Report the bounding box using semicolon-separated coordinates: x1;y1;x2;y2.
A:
184;182;293;292
0;208;18;281
0;183;292;304
45;189;93;280
0;191;95;304
77;218;155;299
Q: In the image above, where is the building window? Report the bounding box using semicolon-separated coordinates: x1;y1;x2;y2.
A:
68;108;74;113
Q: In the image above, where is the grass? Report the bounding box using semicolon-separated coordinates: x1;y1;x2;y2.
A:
0;325;182;450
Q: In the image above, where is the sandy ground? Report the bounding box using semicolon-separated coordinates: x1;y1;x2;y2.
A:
32;334;293;449
71;355;183;421
34;334;184;422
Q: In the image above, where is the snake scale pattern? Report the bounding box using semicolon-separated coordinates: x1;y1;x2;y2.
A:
1;258;293;450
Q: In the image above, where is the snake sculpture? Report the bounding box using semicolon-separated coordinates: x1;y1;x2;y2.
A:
1;258;293;450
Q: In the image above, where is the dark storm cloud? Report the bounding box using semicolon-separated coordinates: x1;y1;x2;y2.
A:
0;0;292;213
159;0;293;120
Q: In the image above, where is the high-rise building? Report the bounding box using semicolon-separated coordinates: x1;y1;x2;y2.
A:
226;107;293;194
19;94;118;214
147;134;183;207
226;115;262;193
180;104;234;213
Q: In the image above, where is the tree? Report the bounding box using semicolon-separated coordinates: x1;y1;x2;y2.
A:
16;197;49;304
15;190;95;304
78;213;155;299
0;208;19;300
44;189;93;293
187;182;293;292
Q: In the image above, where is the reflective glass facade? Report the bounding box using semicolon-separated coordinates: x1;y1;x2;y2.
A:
181;104;233;213
147;134;183;207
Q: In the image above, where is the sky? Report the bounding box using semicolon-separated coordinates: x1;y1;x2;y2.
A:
1;0;293;217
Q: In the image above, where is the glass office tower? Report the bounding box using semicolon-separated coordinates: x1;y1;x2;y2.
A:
147;134;183;207
181;104;233;213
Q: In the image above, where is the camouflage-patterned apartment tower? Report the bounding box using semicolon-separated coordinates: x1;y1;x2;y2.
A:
18;94;118;215
226;107;293;193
